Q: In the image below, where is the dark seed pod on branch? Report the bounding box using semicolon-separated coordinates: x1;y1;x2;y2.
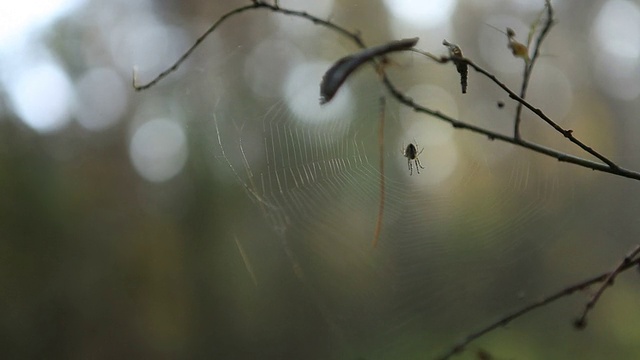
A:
443;39;468;94
319;37;419;104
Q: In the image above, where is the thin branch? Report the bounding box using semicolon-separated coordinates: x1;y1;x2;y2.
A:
458;57;619;170
435;253;640;360
133;3;258;91
134;1;638;179
514;0;555;139
133;1;366;91
132;1;619;174
409;47;621;171
381;75;640;181
573;244;640;329
133;0;620;174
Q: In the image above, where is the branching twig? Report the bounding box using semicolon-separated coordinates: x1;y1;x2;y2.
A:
435;252;640;360
420;55;621;171
381;75;639;180
133;1;366;91
410;45;621;172
133;3;258;91
573;244;640;329
467;56;618;170
133;1;633;178
514;0;555;139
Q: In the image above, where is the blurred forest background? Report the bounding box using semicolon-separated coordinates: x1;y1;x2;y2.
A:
2;0;640;359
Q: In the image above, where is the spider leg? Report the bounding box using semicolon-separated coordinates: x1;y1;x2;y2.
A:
416;157;424;169
408;159;413;175
415;159;421;174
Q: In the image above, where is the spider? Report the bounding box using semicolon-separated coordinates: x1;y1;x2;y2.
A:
403;142;424;175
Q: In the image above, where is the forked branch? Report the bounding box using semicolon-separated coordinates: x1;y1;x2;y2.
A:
514;0;555;139
573;244;640;330
133;1;633;179
435;246;640;359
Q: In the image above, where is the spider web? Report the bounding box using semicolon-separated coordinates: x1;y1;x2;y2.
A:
151;14;601;357
210;59;565;352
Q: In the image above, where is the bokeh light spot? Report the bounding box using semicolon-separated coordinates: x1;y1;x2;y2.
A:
244;38;303;99
592;0;640;60
129;118;188;183
528;63;574;121
284;62;354;125
591;0;640;100
400;84;458;146
75;67;128;131
383;0;457;29
0;0;85;50
7;61;74;133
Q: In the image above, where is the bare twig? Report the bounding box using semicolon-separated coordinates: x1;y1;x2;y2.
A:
441;56;620;170
133;0;629;177
469;56;618;170
410;41;620;171
133;1;366;91
435;253;640;360
381;75;639;180
133;3;258;91
573;244;640;329
514;0;555;139
133;0;640;181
